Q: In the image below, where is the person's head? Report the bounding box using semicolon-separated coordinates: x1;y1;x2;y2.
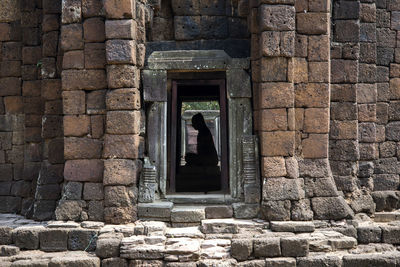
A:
192;113;206;130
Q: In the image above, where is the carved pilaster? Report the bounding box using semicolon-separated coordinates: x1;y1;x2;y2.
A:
242;135;261;204
139;158;158;203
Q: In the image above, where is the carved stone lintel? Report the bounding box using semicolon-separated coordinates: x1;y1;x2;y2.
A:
139;158;157;203
242;135;261;204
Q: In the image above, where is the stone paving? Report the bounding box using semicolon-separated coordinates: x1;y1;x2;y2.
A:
1;213;400;266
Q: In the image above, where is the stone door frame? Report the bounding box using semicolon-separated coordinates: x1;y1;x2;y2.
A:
142;50;260;204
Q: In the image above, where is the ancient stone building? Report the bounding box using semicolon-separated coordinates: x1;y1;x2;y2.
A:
0;0;399;226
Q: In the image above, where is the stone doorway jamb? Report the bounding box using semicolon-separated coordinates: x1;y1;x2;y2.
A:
141;50;260;206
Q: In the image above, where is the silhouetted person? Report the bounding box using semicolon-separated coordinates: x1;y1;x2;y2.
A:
185;113;218;166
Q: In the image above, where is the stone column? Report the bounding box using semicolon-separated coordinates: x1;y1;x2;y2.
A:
55;0;107;221
102;0;146;224
33;0;63;220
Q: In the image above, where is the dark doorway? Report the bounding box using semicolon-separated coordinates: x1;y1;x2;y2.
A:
169;80;228;193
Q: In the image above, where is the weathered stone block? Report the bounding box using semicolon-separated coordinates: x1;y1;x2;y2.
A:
331;60;358;83
64;115;90;137
83;17;105;43
61;0;81;24
373;174;399;191
302;134;328;159
358;104;376;122
96;233;123;258
91;115;105;139
0;226;12;245
63;182;83;200
61;24;83;51
87;90;106;115
104;159;141;186
205;206;233;219
62;50;84;69
231;239;252;261
281;237;308;257
83;183;104;200
13;227;42;250
297;13;328;34
260;57;288;82
83;0;105;18
68;229;98;251
329;140;359;161
39;229;69;252
333;1;359;19
260;109;287;131
62;70;107;90
358;123;376;143
104;206;136;224
357;226;382;244
263;177;304;201
261;200;290;221
173;16;201;40
55;200;85;221
200;16;229;39
103;134;143;159
64;159;103;182
330;120;358;140
106;40;136;64
258;82;294;109
260;131;294;156
88;200;104;221
107;65;139;89
330;102;357;120
65;137;102;159
308;35;329;62
106;111;140;134
295;83;329;108
262;156;286;178
105;19;136;39
85;43;106;69
312;197;354;220
253;238;281;257
104;0;135;19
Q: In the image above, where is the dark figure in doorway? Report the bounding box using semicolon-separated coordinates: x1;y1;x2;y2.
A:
185;113;218;166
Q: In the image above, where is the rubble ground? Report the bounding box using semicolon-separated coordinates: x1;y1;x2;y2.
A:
1;212;400;266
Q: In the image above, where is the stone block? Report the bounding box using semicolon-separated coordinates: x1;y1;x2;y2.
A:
62;91;85;115
343;254;397;267
96;234;123;258
329;140;359;161
106;40;136;64
171;207;205;222
61;0;81;24
390;78;400;99
291;199;313;221
41;79;61;101
104;159;140;186
311;197;354;220
330;102;357;120
43;15;59;32
260;131;294;156
88;200;104;221
0;78;21;97
43;31;59;57
106;111;140;134
358;104;376;122
260;57;288;82
261;200;290;221
386;122;400;141
381;226;400;244
104;206;136;224
205;206;233;219
262;156;286;178
174;16;201;40
138;202;173;220
62;50;84;69
231;239;252;261
35;184;61;200
259;108;287;132
281;237;309;257
0;227;12;245
64;115;90;137
334;20;360;42
61;24;83;51
102;258;128;267
265;258;296;267
331;60;358;83
357;226;382;244
0;60;21;77
82;0;105;18
263;177;304;201
308;61;329;82
380;142;397;158
372;191;399;211
55;200;85;221
295;83;329;108
200;16;229;39
333;1;359;19
83;17;105;43
39;229;69;252
63;182;83;200
358;123;376;143
2;42;22;61
42;115;63;138
104;0;135;19
107;64;139;89
360;23;376;43
91;115;105;139
84;43;106;69
87;90;106;115
360;43;376;64
296;13;328;34
13;226;42;250
105;20;136;40
64;159;103;182
83;183;104;200
65;137;102;159
0;196;21;213
308;35;329;62
303;108;329;133
258;82;294;109
62;70;107;90
104;185;134;208
377;28;396;47
103;134;143;159
330;120;357;140
302;134;328;159
373;174;399;191
232;203;259;219
68;229;98;251
297;256;341;267
292;58;308;83
253;237;280;257
377;47;394;66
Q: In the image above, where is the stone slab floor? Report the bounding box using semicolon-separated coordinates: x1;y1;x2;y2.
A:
2;212;400;266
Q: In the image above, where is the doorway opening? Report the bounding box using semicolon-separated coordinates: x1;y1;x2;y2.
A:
169;80;228;193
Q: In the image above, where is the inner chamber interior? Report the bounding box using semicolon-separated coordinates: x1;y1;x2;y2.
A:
169;81;228;193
